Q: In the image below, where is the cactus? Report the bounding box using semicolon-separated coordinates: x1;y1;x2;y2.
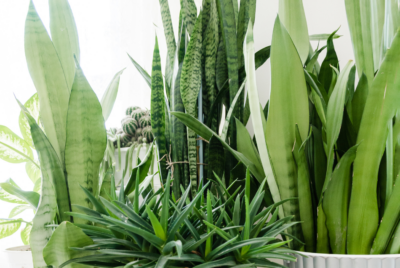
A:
125;106;140;116
121;116;138;136
135;127;143;138
139;114;151;128
142;126;153;142
131;109;145;121
120;133;131;145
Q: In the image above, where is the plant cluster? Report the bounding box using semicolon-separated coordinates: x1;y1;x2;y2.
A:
46;170;296;268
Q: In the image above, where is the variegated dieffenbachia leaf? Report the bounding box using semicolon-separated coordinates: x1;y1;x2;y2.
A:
180;12;202;196
0;219;22;239
0;125;34;164
18;93;40;148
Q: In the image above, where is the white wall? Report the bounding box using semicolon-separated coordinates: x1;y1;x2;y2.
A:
0;0;354;259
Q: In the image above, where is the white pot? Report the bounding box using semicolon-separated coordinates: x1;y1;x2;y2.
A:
284;252;400;268
3;245;33;268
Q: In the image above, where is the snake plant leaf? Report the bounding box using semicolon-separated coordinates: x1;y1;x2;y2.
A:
382;0;400;60
21;224;32;245
128;54;151;88
293;125;315;252
311;126;327;200
216;41;229;92
278;0;309;64
0;125;34;164
217;0;240;119
158;0;176;81
181;0;197;36
101;68;126;121
318;30;340;94
235;119;262;172
244;21;282;214
19;93;40;148
0;180;39;208
19;100;71;223
0;219;22;239
237;0;256;72
43;222;94;268
309;33;341;41
221;80;245;141
265;17;309;247
180;12;202;195
208;135;225;180
151;37;167;183
344;0;378;81
349;72;369;134
323;145;357;254
323;60;354;194
65;63;107;224
49;0;80;89
25;0;70;164
349;30;400;254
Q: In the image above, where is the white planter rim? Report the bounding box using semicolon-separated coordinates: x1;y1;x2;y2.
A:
3;245;31;252
296;251;400;259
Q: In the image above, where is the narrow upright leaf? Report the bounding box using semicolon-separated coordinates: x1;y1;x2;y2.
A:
101;68;126;121
65;63;107;223
18;93;40;147
278;0;310;64
181;0;198;36
25;0;70;164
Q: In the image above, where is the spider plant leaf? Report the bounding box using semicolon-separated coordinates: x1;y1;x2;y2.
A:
43;222;93;268
264;17;310;247
49;0;80;89
0;125;34;164
161;172;171;233
278;0;309;64
205;190;213;257
125;145;154;195
344;0;380;81
293;125;315;252
323;145;357;254
193;256;236;268
18;93;40;148
184;230;216;252
128;54;151;88
241;196;251;255
65;62;107;224
318;30;340;94
309;33;341;41
151;37;168;183
101;68;126;121
146;206;166;241
180;12;203;195
0;181;39;208
25;0;70;164
163;240;182;257
244;21;282;215
349;30;400;254
206;235;238;261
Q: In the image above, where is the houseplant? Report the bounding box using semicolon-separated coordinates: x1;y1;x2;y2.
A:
171;0;400;267
50;169;298;268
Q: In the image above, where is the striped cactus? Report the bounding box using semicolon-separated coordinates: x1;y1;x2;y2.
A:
142;126;154;142
121;116;138;136
135;128;143;138
139;114;151;128
131;109;145;121
120;133;131;145
125;106;140;116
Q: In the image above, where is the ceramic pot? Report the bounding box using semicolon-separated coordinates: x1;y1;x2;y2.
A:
3;245;33;268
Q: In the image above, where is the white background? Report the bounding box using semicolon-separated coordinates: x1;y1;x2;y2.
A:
0;0;354;261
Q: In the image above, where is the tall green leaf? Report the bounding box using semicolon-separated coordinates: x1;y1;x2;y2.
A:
318;30;339;94
49;0;80;89
265;16;309;249
25;0;70;164
181;0;197;36
349;72;369;133
65;63;107;224
43;222;94;268
100;68;126;121
348;30;400;254
278;0;310;64
180;13;203;196
323;145;357;254
19;100;71;223
151;37;167;183
159;0;176;82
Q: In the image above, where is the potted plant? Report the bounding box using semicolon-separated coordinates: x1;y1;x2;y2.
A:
169;0;400;267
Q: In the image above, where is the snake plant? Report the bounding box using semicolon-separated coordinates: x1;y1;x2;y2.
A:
49;169;297;268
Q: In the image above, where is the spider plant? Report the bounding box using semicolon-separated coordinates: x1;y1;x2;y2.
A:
46;169;297;268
